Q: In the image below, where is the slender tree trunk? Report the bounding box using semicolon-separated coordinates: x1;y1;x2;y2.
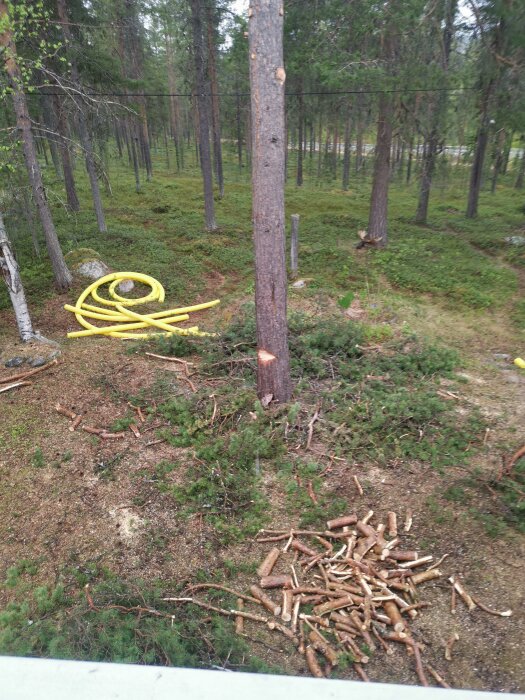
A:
129;123;141;193
22;188;40;257
236;90;243;172
191;0;217;230
56;0;107;232
406;136;414;184
367;91;393;247
206;2;224;198
0;212;35;341
515;144;525;189
115;121;123;158
40;93;62;179
342;108;351;191
501;130;513;175
0;4;72;290
490;128;506;193
248;0;291;403
165;31;183;172
296;79;304;186
53;94;80;212
466;81;495;219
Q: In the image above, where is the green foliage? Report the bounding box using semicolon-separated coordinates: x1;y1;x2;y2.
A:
495;457;525;533
31;447;45;469
0;571;273;671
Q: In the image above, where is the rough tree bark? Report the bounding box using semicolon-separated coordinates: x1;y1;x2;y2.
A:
53;94;80;212
165;30;183;171
56;0;107;232
515;142;525;189
0;2;72;290
342;106;351;191
0;210;35;341
296;78;304;186
366;90;393;247
191;0;217;231
248;0;291;403
206;1;224;198
415;0;457;223
466;83;494;218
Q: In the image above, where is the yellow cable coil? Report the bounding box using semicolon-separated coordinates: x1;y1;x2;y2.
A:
64;272;219;339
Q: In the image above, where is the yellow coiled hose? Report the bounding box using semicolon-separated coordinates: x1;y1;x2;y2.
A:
64;272;219;339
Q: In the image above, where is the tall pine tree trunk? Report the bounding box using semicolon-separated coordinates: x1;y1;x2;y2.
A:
165;31;183;171
236;89;243;172
56;0;106;232
206;2;224;198
466;87;493;218
0;3;71;290
415;0;456;223
296;79;304;186
366;91;393;247
40;93;62;179
53;94;80;212
191;0;217;231
342;107;351;191
248;0;291;403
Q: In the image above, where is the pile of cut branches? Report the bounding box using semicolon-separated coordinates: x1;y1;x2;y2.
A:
170;510;512;685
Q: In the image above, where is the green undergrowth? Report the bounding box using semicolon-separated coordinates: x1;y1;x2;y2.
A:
0;563;272;671
1;150;523;336
132;307;485;538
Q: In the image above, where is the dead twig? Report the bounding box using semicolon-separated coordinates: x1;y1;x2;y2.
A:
0;380;31;394
0;358;58;384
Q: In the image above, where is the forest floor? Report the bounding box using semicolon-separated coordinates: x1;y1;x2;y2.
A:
0;152;524;690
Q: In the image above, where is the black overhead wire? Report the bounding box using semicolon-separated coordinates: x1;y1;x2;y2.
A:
33;87;476;98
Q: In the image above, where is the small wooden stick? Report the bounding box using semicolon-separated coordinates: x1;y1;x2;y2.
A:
144;352;193;366
257;547;281;577
69;414;82;431
235;599;244;635
267;620;299;645
0;358;58;384
250;585;281;616
445;633;459;661
448;576;476;611
326;514;357;530
0;381;31;394
410;569;442;585
451;586;457;615
307;480;318;505
129;423;141;438
314;595;354;616
292;539;317;557
372;627;394;656
387;511;397;537
163;597;268;623
425;664;451;689
281;589;293;622
55;403;77;420
292;596;301;633
185;584;261;605
309;629;339;666
353;475;364;496
472;597;512;617
299;614;330;628
306;405;321;450
410;640;429;687
305;646;324;678
353;663;370;682
388;550;419;561
361;510;374;525
82;425;104;435
99;432;127;439
399;556;433;569
404;510;413;532
383;600;405;633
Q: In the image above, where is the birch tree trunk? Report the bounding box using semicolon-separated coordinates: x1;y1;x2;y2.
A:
248;0;291;403
0;2;72;290
0;211;35;342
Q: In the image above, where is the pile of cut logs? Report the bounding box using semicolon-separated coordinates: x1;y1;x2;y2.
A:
172;510;512;685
